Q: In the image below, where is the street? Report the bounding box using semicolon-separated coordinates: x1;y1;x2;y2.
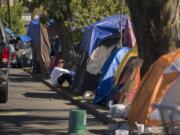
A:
0;68;107;135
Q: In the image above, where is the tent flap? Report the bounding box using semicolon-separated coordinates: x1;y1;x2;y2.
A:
94;47;130;104
18;35;31;42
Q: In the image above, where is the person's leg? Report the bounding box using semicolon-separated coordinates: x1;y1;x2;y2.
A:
64;74;72;86
57;74;67;85
57;74;72;86
59;74;72;86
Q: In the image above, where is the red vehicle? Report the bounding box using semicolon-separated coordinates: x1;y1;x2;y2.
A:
0;20;10;103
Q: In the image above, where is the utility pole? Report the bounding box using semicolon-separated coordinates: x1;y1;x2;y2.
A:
7;0;11;28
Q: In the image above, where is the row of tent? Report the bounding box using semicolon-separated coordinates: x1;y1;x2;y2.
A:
27;15;140;109
27;15;180;129
72;15;138;105
27;18;59;75
129;49;180;126
72;15;180;130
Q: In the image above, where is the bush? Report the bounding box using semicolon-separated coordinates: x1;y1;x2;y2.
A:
0;3;25;34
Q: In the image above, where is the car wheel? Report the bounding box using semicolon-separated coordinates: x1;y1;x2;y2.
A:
0;83;9;103
11;63;17;68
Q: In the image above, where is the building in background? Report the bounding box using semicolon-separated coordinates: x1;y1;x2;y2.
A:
0;0;6;6
0;0;15;7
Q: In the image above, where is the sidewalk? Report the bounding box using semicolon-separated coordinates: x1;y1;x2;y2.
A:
42;79;127;125
7;68;108;135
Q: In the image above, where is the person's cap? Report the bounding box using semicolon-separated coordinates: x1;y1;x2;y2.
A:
58;59;65;63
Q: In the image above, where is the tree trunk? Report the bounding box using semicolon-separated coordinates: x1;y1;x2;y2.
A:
58;21;73;68
126;0;180;76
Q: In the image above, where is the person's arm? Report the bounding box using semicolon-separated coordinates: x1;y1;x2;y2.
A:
56;67;70;74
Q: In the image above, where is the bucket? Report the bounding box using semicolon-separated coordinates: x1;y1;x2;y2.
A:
68;109;87;135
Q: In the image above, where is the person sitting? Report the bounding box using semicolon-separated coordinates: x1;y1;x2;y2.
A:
50;59;72;87
49;52;63;73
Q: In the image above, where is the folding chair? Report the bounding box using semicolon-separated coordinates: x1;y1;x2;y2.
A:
154;104;180;135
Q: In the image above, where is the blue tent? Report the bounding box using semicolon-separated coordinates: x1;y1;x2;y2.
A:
18;35;31;42
80;15;127;55
27;18;40;47
72;15;128;92
94;47;130;104
27;18;57;46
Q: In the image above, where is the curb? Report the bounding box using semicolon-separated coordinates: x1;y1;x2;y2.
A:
42;79;126;125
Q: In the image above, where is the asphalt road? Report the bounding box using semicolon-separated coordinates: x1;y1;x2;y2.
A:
0;68;107;135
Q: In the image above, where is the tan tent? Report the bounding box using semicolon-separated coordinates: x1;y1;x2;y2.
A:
128;49;180;126
28;18;59;76
37;24;51;76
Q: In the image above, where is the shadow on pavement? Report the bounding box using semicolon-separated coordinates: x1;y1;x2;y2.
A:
0;115;69;135
23;92;62;99
0;108;71;112
9;73;42;82
6;69;108;135
89;129;108;135
0;111;103;135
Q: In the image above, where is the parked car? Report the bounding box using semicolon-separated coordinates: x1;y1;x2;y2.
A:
5;28;18;68
9;44;17;68
16;42;32;68
0;20;11;103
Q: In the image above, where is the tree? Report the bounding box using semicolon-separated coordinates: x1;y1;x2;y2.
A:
20;0;43;19
41;0;129;67
126;0;180;76
0;2;25;34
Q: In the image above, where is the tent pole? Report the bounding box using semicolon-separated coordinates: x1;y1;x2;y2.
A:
119;0;125;48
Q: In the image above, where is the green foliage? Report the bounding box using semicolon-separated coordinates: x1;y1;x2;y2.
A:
21;0;44;20
21;0;129;65
21;0;129;43
42;0;129;44
0;3;25;34
71;0;129;28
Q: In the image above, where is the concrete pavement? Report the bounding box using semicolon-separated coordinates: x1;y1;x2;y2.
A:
0;68;107;135
42;76;126;126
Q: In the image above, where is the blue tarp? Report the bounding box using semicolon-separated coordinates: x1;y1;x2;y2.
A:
18;35;31;42
27;18;57;46
5;28;17;37
94;47;130;104
27;18;40;47
81;15;127;55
